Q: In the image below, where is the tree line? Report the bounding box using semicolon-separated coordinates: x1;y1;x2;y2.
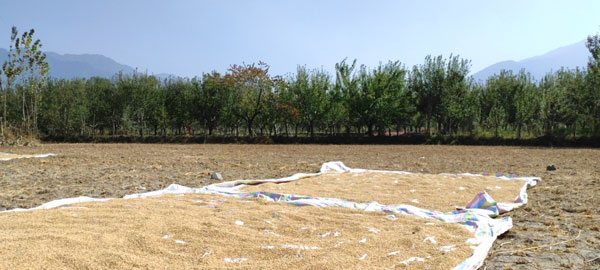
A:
1;27;600;143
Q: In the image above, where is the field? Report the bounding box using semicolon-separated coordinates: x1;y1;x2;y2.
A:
1;144;599;269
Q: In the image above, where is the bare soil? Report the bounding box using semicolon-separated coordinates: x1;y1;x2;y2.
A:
1;143;599;269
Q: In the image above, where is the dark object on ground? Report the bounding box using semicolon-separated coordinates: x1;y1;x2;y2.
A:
547;165;557;171
210;172;223;180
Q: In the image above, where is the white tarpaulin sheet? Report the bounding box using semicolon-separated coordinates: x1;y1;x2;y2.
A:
0;152;56;161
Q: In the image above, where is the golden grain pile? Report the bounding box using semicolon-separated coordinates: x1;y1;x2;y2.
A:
241;171;526;212
0;193;473;270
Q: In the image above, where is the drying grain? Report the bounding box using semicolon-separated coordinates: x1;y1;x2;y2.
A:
241;171;526;212
0;193;473;270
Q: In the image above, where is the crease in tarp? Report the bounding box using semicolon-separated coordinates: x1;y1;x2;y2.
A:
0;161;539;270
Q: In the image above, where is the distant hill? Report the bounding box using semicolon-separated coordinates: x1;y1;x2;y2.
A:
1;40;592;82
0;48;174;80
472;40;590;82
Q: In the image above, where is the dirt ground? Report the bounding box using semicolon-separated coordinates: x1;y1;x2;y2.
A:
1;143;599;269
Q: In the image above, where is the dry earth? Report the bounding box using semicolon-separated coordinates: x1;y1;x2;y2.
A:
1;143;599;269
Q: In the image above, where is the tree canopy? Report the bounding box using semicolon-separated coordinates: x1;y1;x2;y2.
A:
2;27;600;142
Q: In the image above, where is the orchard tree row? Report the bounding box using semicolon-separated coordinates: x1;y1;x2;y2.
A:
2;28;600;141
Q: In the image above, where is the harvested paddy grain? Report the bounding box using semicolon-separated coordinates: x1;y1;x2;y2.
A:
240;171;527;212
0;193;473;270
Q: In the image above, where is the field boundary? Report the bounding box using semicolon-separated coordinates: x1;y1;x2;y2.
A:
40;134;600;147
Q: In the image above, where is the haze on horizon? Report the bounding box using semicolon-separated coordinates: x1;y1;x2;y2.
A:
1;0;599;78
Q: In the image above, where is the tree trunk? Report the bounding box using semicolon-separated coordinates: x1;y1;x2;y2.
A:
22;90;26;134
377;124;385;137
2;87;6;136
246;119;254;136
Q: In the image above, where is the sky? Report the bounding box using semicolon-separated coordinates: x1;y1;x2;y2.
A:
1;0;599;78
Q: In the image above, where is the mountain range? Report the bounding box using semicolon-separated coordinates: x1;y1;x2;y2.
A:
471;40;590;82
0;39;593;81
0;48;173;80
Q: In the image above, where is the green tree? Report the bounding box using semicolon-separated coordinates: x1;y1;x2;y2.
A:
535;69;586;137
569;68;589;136
1;26;25;137
481;72;510;137
118;73;162;136
411;55;445;134
198;72;227;135
0;59;3;136
13;28;49;136
85;77;114;134
513;71;539;138
39;79;88;136
482;70;521;137
164;78;193;135
392;81;417;135
555;68;585;136
324;81;347;135
539;73;567;136
290;66;330;137
106;73;128;135
334;59;361;134
228;62;272;136
439;55;471;134
359;61;407;136
271;78;300;136
586;32;600;135
488;103;505;138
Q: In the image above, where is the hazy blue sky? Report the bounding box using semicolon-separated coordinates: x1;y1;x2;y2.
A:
1;0;599;77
